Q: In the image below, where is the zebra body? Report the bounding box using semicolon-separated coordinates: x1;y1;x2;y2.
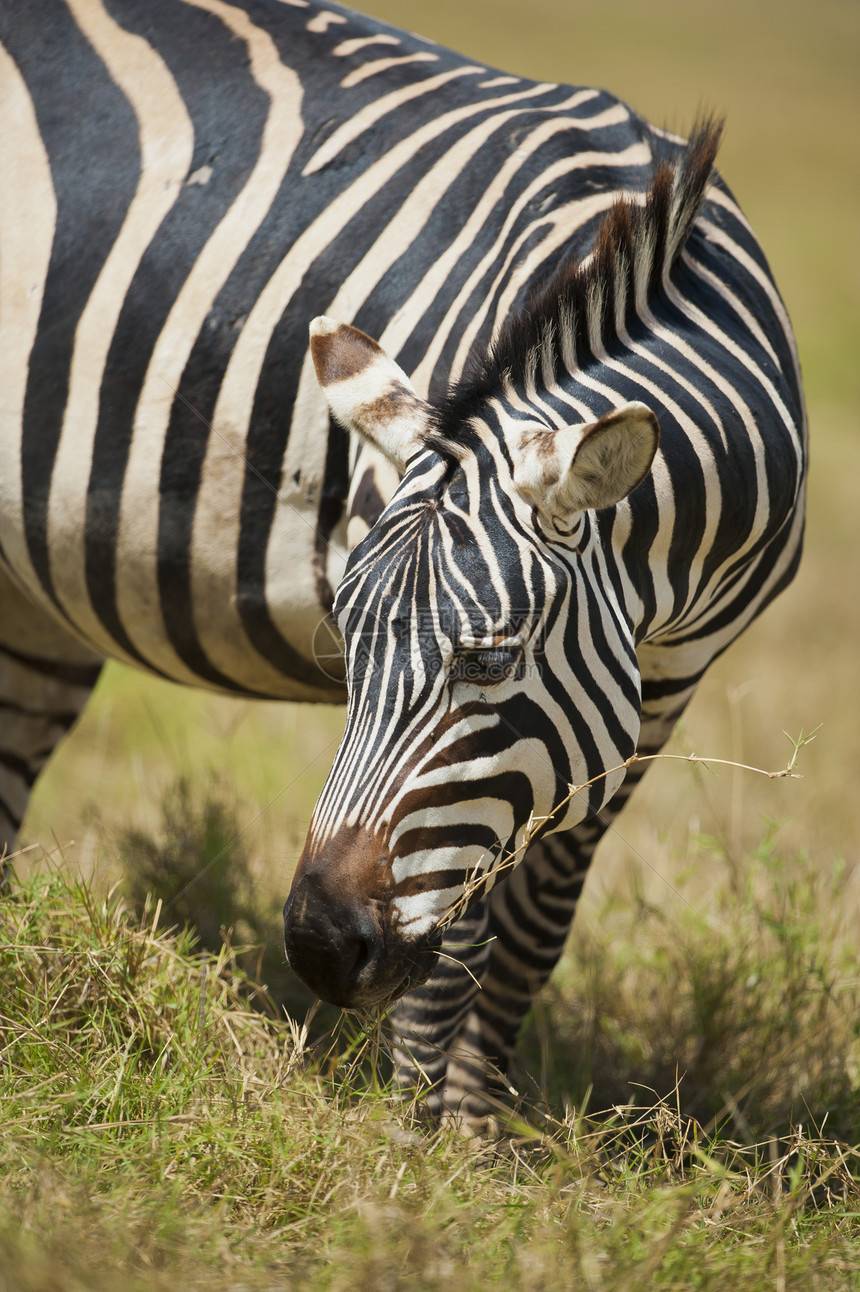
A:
2;0;659;704
0;0;806;1125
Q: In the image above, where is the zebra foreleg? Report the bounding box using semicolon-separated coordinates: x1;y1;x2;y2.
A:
0;567;103;863
388;899;491;1120
440;714;687;1132
439;826;598;1131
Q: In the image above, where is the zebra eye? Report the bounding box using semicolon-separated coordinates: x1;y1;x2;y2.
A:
450;646;524;686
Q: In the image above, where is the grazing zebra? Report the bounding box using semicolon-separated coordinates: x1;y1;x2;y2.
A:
1;1;805;1126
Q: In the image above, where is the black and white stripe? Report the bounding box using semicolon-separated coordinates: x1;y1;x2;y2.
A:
0;1;805;1123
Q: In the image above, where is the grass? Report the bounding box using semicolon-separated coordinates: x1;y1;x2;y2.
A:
109;771;333;1029
522;831;860;1144
2;860;860;1290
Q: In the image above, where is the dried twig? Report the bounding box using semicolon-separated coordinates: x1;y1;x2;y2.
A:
436;727;819;930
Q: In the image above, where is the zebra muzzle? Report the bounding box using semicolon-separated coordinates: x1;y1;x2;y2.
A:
283;835;440;1009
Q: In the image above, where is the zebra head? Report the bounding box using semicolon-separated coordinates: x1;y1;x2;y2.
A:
283;317;659;1008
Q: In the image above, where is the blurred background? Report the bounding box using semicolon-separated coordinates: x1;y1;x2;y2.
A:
20;0;860;973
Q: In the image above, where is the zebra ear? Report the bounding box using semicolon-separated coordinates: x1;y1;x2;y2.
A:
309;317;433;470
513;402;660;524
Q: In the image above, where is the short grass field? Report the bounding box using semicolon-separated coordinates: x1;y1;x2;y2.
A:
6;0;860;1287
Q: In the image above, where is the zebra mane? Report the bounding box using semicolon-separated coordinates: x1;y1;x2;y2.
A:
432;117;723;446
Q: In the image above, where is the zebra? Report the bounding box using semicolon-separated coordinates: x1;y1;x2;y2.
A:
0;0;805;1127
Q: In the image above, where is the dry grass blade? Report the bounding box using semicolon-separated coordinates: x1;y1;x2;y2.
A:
435;732;815;931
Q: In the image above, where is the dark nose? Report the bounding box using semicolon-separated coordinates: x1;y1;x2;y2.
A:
283;870;384;1008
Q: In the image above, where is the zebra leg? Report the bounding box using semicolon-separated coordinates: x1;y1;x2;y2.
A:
441;698;691;1130
388;760;650;1127
388;899;492;1119
0;567;103;860
439;822;604;1129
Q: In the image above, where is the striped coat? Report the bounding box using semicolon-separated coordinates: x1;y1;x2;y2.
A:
0;0;806;1124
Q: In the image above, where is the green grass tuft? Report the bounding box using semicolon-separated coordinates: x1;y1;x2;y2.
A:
109;774;331;1030
521;834;860;1145
2;866;860;1288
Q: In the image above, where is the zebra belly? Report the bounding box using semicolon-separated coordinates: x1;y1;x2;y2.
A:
0;407;349;703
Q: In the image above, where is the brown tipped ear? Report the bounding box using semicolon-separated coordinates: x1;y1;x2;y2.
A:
309;317;434;470
513;402;660;525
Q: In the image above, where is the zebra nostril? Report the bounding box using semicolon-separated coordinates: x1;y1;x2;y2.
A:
345;928;379;984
